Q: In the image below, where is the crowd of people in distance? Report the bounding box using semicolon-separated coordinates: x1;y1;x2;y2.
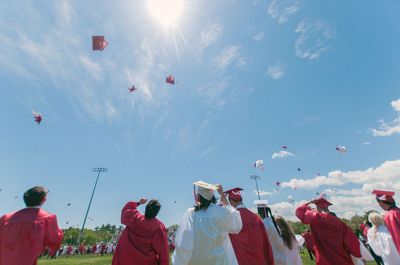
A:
1;183;400;265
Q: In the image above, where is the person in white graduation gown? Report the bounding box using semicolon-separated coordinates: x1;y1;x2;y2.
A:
257;202;288;265
172;181;242;265
367;212;400;265
275;215;303;265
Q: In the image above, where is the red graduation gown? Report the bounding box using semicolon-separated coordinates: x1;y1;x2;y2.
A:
384;206;400;254
302;231;315;251
295;204;360;265
229;207;275;265
112;202;169;265
0;208;63;265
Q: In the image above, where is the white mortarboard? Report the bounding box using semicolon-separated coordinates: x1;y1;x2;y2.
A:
254;200;268;208
193;181;218;200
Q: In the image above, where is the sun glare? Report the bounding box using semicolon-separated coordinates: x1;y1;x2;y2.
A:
146;0;184;29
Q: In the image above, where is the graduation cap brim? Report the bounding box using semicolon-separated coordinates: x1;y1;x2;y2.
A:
224;187;243;196
254;200;268;207
193;181;218;190
372;190;395;196
313;197;332;207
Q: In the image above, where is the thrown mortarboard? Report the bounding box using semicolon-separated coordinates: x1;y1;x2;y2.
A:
313;197;332;208
372;190;395;203
166;75;175;85
92;36;108;51
224;187;243;201
193;181;218;200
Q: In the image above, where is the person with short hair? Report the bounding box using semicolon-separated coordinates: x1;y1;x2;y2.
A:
373;190;400;254
367;211;400;264
225;188;274;265
112;198;169;265
295;196;361;265
0;186;63;265
172;181;242;265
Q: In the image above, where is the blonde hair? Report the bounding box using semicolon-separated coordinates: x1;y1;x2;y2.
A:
368;212;384;227
275;215;296;250
368;212;384;238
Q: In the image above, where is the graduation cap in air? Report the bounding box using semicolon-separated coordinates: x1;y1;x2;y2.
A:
224;187;243;201
166;75;175;85
92;36;108;51
313;197;332;209
372;190;395;204
193;181;218;200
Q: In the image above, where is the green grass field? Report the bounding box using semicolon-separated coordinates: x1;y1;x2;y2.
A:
38;253;377;265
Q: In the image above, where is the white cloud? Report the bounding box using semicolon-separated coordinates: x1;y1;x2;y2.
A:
293;115;319;126
281;159;400;190
295;19;335;60
213;45;247;72
255;190;273;197
371;98;400;136
268;0;299;24
272;150;294;159
267;64;284;80
199;23;224;53
362;141;371;145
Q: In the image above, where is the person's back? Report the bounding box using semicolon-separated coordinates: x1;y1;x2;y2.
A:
0;186;63;265
367;212;400;265
229;207;274;265
112;199;168;265
296;201;360;265
172;182;242;265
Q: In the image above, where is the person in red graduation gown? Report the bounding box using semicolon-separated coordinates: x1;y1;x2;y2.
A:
373;190;400;254
295;196;361;265
226;188;275;265
0;186;63;265
112;198;169;265
302;229;315;260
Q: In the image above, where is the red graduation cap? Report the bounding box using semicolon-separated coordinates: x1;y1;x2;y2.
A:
92;36;108;51
313;197;332;208
224;187;243;201
372;190;395;203
166;75;175;85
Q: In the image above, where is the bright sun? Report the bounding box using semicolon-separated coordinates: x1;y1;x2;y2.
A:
146;0;184;29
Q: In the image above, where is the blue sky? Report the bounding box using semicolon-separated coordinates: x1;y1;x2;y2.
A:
1;0;400;227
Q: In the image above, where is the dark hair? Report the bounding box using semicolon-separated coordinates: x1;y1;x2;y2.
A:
145;200;161;219
258;206;281;237
275;215;296;250
194;195;216;211
23;186;48;207
377;198;396;207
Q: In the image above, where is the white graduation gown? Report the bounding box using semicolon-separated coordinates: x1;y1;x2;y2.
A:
285;239;303;265
263;217;288;265
172;204;242;265
367;225;400;265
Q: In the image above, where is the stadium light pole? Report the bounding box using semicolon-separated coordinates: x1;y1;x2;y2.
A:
80;167;108;242
250;175;262;200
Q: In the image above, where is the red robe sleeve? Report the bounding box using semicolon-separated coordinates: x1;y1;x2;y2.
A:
43;214;63;255
121;202;141;227
384;207;400;254
295;203;318;224
258;217;275;265
151;225;169;265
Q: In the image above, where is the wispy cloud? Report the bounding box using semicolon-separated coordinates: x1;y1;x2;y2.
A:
295;19;335;60
272;150;294;159
267;63;284;80
198;23;224;53
255;190;273;197
213;45;247;72
268;0;299;24
362;141;371;145
371;98;400;137
293;115;319;126
253;30;264;41
79;56;103;80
